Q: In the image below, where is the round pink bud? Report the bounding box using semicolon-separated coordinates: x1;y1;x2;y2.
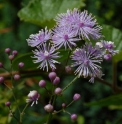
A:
0;76;4;83
0;62;3;68
48;72;57;81
65;66;72;74
71;114;77;120
44;104;53;112
14;74;20;80
18;62;24;68
5;101;11;107
12;50;18;56
5;48;11;54
62;103;66;108
8;55;14;60
54;87;62;95
53;76;60;85
73;93;81;101
104;54;112;61
39;80;46;88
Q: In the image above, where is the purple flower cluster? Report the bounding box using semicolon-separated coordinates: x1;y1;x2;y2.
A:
26;8;119;82
71;43;103;83
27;27;60;71
55;8;102;40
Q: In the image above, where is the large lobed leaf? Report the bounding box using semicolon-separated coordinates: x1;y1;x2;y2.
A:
18;0;85;28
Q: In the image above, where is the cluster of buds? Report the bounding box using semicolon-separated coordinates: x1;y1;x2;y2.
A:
5;48;18;61
0;48;25;84
26;69;81;122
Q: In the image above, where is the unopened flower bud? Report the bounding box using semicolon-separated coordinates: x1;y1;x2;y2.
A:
5;48;11;54
48;72;57;81
0;62;3;68
0;76;4;83
14;74;20;80
5;101;11;107
65;66;72;74
44;104;53;112
73;93;81;101
54;87;62;95
18;62;24;68
53;76;60;85
9;55;14;60
104;54;112;61
62;103;66;108
71;114;77;120
12;50;18;56
39;80;46;88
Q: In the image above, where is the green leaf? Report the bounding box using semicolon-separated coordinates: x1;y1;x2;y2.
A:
57;49;69;61
113;51;122;63
12;52;38;70
85;93;122;106
18;0;85;28
102;25;122;62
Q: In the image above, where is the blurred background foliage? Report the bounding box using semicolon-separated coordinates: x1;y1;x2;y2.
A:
0;0;122;124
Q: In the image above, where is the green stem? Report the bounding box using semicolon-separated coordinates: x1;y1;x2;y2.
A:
8;107;19;122
62;76;78;92
96;78;112;87
4;83;21;114
20;103;29;123
52;95;57;106
45;87;51;95
60;50;71;75
52;109;63;115
11;89;21;114
49;86;55;103
65;50;71;66
13;115;19;122
46;113;52;124
46;87;57;124
10;61;21;114
66;100;75;108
